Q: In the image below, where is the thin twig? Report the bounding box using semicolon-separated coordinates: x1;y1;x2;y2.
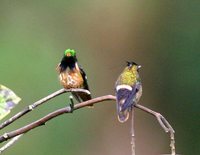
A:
0;94;175;155
0;95;115;143
0;135;23;154
131;108;135;155
0;88;90;130
0;88;91;153
134;104;176;155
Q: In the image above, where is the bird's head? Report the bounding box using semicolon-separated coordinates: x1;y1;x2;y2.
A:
59;49;77;69
64;49;76;58
126;61;141;71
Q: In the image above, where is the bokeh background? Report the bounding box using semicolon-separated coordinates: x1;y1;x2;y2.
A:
0;1;199;155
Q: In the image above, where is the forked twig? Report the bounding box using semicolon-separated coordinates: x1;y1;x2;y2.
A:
0;88;90;130
0;88;91;153
0;95;115;143
0;94;175;155
134;104;175;155
0;135;23;154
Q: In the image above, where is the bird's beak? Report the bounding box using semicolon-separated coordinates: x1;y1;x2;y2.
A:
137;65;142;69
66;53;71;57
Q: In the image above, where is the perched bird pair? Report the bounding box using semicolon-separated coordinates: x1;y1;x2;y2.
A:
57;49;142;122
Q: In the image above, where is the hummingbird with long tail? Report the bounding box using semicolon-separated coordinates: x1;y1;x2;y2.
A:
56;49;92;105
115;61;142;123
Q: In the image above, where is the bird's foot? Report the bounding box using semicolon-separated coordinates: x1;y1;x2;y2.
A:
69;95;74;113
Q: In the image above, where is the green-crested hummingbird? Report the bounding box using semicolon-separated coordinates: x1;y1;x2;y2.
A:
57;49;92;103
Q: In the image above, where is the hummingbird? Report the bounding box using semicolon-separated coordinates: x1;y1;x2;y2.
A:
115;61;142;123
56;49;92;104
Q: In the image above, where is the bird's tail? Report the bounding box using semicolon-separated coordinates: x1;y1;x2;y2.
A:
117;99;130;123
117;109;129;123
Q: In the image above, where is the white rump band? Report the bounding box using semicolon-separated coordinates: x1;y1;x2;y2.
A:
116;85;132;91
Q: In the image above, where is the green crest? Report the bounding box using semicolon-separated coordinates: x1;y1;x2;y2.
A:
64;49;76;57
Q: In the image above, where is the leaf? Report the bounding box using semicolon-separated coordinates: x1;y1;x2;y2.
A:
0;85;21;120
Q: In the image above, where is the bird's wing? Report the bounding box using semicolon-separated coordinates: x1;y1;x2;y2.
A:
115;86;132;122
75;65;92;102
79;66;90;91
121;82;141;111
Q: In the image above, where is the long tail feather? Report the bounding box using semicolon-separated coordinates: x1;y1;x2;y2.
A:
117;109;129;123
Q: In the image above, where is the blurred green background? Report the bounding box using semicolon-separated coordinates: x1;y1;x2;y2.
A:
0;0;199;155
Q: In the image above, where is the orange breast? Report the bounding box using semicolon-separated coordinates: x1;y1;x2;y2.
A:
59;69;84;89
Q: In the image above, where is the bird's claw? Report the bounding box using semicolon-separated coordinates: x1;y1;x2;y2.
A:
69;95;74;113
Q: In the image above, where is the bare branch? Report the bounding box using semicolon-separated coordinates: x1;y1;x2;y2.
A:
0;93;175;155
131;109;135;155
134;104;176;155
0;88;90;130
0;135;23;154
0;95;115;143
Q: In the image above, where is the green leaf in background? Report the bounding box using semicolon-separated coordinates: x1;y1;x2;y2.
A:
0;85;21;120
